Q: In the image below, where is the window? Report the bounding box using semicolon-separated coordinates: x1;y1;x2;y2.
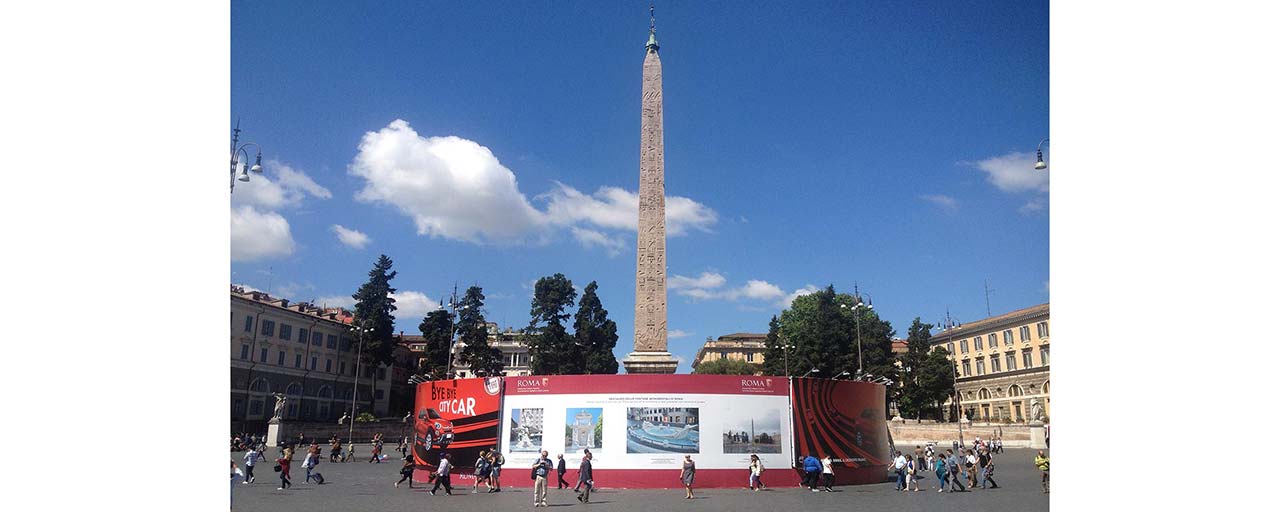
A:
327;335;337;349
947;343;954;354
975;359;985;375
974;336;983;351
375;389;385;400
1023;349;1033;368
340;361;346;375
318;386;333;399
298;328;309;344
249;378;270;393
312;332;323;346
277;351;285;366
1037;321;1049;338
962;360;971;376
261;320;275;337
310;357;317;370
239;345;250;360
1020;326;1030;342
325;359;332;372
747;352;755;362
988;333;997;347
341;337;353;352
294;354;302;368
960;339;969;354
990;355;1001;373
378;368;386;380
1040;346;1050;365
259;348;268;362
509;353;520;367
1002;329;1013;345
249;400;263;415
279;324;292;341
1006;352;1017;371
244;315;254;332
1009;384;1023;397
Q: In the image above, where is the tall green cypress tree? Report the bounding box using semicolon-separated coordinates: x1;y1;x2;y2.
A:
351;254;398;411
575;281;619;374
417;308;454;380
457;286;503;376
526;273;578;374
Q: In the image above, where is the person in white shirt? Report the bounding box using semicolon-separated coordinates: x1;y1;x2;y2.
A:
965;450;979;488
241;447;260;484
820;455;835;491
892;451;908;491
430;454;453;495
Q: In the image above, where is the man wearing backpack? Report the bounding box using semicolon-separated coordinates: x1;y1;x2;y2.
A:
533;450;552;507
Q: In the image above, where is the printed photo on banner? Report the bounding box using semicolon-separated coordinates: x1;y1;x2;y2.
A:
509;408;544;452
626;407;699;454
722;407;782;454
565;407;603;451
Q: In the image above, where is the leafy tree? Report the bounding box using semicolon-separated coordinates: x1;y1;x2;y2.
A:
897;318;935;420
351;254;398;411
692;358;760;375
778;285;855;377
417;308;454;380
760;315;786;376
526;273;579;375
918;347;957;420
457;286;504;376
575;281;620;374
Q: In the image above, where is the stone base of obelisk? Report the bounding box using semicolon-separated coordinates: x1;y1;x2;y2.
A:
622;351;679;374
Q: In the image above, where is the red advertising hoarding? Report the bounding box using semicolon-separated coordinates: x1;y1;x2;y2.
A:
412;377;503;475
790;377;890;485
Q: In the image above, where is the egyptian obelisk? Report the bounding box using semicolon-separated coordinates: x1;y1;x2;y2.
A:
624;6;678;374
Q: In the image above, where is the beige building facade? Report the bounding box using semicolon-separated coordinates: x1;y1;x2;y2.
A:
933;303;1050;423
692;333;767;370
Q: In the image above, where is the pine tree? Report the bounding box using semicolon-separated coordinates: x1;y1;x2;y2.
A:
575;281;619;374
456;286;503;376
351;254;398;411
761;315;785;376
526;273;578;375
897;318;934;420
417;308;454;380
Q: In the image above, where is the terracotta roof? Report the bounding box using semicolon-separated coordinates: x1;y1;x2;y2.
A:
718;332;767;340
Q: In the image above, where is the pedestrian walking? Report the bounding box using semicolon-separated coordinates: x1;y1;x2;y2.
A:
965;449;978;488
395;458;415;488
532;450;552;507
979;449;999;489
681;455;696;499
945;450;966;492
891;451;907;491
430;454;454;495
491;446;505;492
556;454;569;489
994;437;1003;454
474;450;494;493
1035;450;1050;494
748;454;765;491
934;454;948;493
368;438;383;463
576;452;594;503
572;449;590;492
905;456;920;491
915;445;925;480
329;438;342;463
820;454;835;491
242;446;261;484
275;453;292;490
803;453;821;492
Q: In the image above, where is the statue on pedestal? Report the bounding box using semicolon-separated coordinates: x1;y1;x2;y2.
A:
270;393;287;423
1030;398;1045;423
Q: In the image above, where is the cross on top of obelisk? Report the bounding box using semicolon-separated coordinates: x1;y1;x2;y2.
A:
647;4;659;51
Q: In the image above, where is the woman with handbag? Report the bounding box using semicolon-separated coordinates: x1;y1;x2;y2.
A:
274;453;292;490
748;454;765;491
680;455;696;499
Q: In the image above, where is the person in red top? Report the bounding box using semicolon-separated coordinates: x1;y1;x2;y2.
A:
276;452;292;490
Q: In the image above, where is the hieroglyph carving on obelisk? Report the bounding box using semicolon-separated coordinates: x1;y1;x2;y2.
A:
633;22;667;353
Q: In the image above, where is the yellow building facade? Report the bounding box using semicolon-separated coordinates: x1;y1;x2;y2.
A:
933;303;1050;423
692;333;767;370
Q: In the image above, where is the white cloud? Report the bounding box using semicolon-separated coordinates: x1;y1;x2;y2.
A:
920;194;959;212
348;120;718;252
542;183;717;236
315;295;356;309
778;284;821;309
331;224;371;249
232;160;331;210
668;329;692;339
669;272;727;290
570;227;626;257
349;119;546;243
390;290;442;320
736;280;786;301
968;151;1049;193
1019;198;1047;214
230;205;295;261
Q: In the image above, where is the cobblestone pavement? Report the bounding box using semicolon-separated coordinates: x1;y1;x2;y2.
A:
230;448;1050;511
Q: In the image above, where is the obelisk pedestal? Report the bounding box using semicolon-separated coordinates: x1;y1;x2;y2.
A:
624;13;678;375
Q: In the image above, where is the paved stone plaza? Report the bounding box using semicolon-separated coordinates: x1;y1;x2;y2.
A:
231;448;1049;511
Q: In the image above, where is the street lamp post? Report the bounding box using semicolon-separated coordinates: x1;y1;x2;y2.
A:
348;319;374;445
443;294;471;380
780;336;795;377
840;295;873;374
229;119;264;193
937;310;964;446
1035;138;1050;171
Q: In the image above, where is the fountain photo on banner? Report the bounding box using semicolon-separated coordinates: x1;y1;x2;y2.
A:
509;408;543;452
626;407;699;454
565;408;603;452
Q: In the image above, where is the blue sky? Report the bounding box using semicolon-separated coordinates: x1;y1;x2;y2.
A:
230;0;1048;373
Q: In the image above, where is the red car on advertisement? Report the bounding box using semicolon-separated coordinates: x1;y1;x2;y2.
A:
415;407;455;453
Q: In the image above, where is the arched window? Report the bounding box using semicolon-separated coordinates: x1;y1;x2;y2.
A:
339;388;353;400
317;386;333;399
978;388;991;400
1009;384;1024;397
249;378;270;393
1043;380;1050;394
286;382;303;396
